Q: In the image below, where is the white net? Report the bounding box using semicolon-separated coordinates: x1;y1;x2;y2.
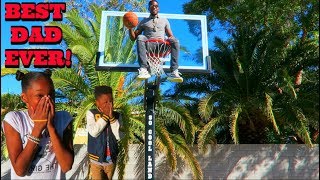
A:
146;39;171;76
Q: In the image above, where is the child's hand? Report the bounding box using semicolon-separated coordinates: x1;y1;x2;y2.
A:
29;96;49;131
99;103;113;118
47;96;55;129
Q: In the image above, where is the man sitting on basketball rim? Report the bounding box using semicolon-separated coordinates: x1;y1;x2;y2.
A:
129;0;183;83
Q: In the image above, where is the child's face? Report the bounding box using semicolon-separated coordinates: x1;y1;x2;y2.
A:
96;93;113;111
21;77;55;111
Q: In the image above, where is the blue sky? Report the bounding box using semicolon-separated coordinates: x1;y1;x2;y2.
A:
1;0;60;94
1;0;228;95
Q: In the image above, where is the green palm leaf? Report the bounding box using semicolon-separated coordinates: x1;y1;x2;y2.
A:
158;102;195;143
116;104;133;180
73;95;95;130
1;67;27;77
230;106;241;144
48;21;82;45
197;116;222;153
155;123;177;171
65;9;93;39
52;68;91;96
264;93;280;134
171;134;203;180
294;109;313;147
198;94;215;121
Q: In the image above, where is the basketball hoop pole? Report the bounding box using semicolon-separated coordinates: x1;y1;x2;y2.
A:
144;77;160;180
143;39;170;180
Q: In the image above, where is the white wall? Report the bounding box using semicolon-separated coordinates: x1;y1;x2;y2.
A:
66;144;319;179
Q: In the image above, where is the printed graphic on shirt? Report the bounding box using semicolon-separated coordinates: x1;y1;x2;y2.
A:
22;131;58;175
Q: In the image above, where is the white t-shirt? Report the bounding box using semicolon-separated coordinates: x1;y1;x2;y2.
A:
3;110;72;179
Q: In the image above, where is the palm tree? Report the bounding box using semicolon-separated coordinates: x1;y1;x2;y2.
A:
171;24;318;152
176;0;319;151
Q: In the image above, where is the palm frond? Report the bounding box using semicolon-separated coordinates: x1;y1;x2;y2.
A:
171;134;203;180
294;109;313;147
197;116;222;153
87;18;100;44
230;106;242;144
70;44;95;63
48;21;83;45
89;4;102;25
129;117;145;142
155;123;177;171
116;104;133;180
52;68;91;96
65;8;93;39
158;102;195;143
73;95;95;130
198;94;215;121
88;4;104;40
264;93;280;134
1;67;27;77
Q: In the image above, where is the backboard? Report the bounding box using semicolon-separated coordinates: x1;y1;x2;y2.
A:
96;11;211;73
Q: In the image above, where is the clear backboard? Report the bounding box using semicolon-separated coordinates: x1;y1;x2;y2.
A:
96;11;211;73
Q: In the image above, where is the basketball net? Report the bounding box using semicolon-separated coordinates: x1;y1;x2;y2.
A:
145;39;171;76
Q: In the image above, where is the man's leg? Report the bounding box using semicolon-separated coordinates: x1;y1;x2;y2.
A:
167;37;180;72
137;35;149;69
103;164;115;180
90;162;105;180
167;38;183;82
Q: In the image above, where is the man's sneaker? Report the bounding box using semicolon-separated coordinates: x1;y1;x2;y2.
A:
137;68;151;80
167;70;183;83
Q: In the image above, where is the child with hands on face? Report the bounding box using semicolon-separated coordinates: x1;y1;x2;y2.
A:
96;92;116;124
2;69;74;179
86;86;122;180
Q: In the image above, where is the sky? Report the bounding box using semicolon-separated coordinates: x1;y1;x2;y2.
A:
1;0;228;95
1;0;61;94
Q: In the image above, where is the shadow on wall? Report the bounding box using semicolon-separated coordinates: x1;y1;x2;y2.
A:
130;144;176;179
171;144;319;179
114;144;319;179
1;144;319;179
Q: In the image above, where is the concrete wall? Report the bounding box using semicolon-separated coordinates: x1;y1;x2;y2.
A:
67;144;319;179
1;144;318;179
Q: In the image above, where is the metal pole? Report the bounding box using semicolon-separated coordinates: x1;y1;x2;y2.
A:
145;81;157;180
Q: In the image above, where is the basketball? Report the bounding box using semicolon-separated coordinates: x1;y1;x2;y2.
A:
123;11;139;29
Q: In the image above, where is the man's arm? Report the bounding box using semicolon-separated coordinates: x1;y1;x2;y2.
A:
165;28;174;39
129;28;142;41
86;111;107;137
165;19;174;39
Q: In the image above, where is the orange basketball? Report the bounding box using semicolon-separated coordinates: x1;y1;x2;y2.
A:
123;11;139;29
